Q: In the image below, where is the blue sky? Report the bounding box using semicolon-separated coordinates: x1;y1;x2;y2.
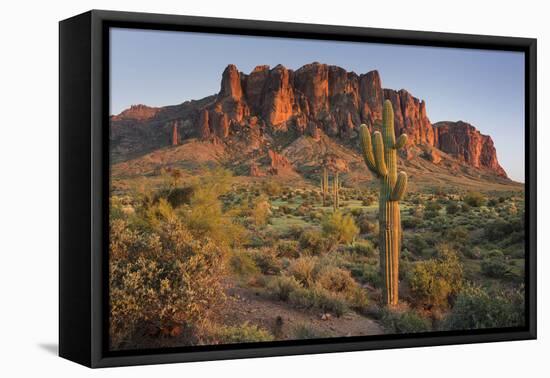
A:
110;28;525;182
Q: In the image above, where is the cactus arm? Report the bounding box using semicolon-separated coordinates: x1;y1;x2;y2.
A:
382;100;396;146
359;124;378;175
394;134;408;150
372;131;388;177
391;172;408;201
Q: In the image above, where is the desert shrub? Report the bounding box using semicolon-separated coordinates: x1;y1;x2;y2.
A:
214;322;274;343
180;172;247;248
317;267;356;294
288;256;318;287
463;246;482;259
278;205;292;215
155;186;195;208
402;216;421;229
487;198;498;207
481;256;512;278
349;240;376;258
317;267;368;309
379;309;431;333
408;244;463;309
362;196;375;206
446;201;461;215
249;196;271;226
229;251;260;278
406;234;430;256
267;275;303;301
356;214;378;234
262;181;283;196
109;216;227;349
299;229;333;255
425;201;442;212
275;240;301;258
291;324;324;339
321;211;359;245
485;218;523;242
249;248;283;275
464;191;486;207
443;285;525;330
443;226;469;245
288;286;348;317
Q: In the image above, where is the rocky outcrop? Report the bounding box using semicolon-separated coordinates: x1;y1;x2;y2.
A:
111;104;160;121
433;121;506;176
268;149;293;176
110;62;508;178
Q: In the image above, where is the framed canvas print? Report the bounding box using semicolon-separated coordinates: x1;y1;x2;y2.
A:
59;10;537;368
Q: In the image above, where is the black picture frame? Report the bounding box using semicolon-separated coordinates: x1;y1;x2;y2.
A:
59;9;537;368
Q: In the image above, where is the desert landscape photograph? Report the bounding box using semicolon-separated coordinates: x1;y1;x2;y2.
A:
108;29;526;351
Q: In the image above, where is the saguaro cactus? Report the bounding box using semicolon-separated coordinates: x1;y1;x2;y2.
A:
172;121;179;146
321;166;329;207
359;100;408;306
333;171;340;210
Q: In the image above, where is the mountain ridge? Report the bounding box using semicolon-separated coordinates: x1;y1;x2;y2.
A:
110;62;509;180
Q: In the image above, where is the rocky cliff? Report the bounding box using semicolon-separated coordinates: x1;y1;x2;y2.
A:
110;62;508;178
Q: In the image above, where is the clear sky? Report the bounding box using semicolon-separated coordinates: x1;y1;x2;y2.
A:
110;28;525;182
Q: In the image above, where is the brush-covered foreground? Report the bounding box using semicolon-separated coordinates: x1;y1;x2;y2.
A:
109;168;525;351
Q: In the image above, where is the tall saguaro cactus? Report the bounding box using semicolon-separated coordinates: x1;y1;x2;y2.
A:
333;171;340;210
321;167;329;207
359;100;408;306
172;121;179;146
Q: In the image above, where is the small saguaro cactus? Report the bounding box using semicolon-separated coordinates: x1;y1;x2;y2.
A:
333;171;340;210
321;166;329;207
172;121;179;146
359;100;408;306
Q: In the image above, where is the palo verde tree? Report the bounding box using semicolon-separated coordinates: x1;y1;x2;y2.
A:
359;100;408;306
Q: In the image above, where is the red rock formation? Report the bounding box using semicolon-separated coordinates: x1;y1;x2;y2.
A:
434;121;506;176
110;63;509;179
198;109;210;140
383;89;434;146
268;149;293;175
249;162;265;177
112;104;160;121
220;64;243;100
262;65;295;127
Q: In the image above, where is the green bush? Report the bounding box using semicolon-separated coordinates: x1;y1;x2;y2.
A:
249;248;283;275
443;285;525;330
379;309;431;333
446;201;461;215
288;286;348;317
288;256;318;287
291;324;325;339
299;229;333;255
408;244;463;309
464;191;486;207
349;240;376;258
267;275;303;301
214;322;274;343
321;211;359;245
481;256;512;278
229;251;260;278
109;215;227;349
276;240;301;258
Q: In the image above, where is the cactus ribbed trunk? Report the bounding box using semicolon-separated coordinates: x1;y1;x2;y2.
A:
359;100;408;307
172;121;179;146
321;167;329;207
333;171;339;210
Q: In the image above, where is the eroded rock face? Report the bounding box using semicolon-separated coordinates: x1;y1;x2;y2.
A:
111;63;508;178
434;121;506;176
111;104;160;121
268;149;293;175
